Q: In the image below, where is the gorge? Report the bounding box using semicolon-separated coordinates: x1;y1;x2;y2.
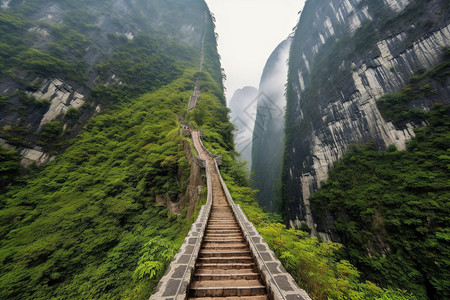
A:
0;0;449;299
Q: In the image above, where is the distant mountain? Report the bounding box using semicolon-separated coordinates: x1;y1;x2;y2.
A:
228;86;258;169
251;37;291;211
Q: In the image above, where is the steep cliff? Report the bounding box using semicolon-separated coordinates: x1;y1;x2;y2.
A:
252;37;291;211
0;0;209;166
228;86;258;169
284;0;450;234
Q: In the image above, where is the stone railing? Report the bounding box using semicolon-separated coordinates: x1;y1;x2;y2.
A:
183;139;205;169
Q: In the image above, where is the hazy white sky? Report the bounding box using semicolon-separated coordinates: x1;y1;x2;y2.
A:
204;0;306;102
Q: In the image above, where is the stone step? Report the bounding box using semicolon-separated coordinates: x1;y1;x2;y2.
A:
206;228;240;231
200;250;251;257
205;230;241;234
204;234;243;238
205;233;243;238
196;263;256;270
189;296;268;300
207;223;239;226
205;231;241;234
189;280;266;297
202;243;248;250
194;273;260;281
207;223;238;226
195;268;256;275
203;238;245;243
198;256;254;264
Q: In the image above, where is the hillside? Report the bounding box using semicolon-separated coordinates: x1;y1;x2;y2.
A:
0;0;224;298
0;0;222;166
1;0;448;299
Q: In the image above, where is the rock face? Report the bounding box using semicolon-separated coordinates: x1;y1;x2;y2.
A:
32;79;87;128
228;86;258;169
284;0;450;235
252;38;291;211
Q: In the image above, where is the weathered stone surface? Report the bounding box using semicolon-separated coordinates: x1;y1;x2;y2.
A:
274;275;294;292
283;0;450;239
32;79;86;128
0;138;55;167
162;279;181;296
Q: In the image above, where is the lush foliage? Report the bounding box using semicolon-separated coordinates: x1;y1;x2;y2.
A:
0;70;210;299
0;0;213;155
0;147;20;192
377;56;450;127
310;104;450;299
0;0;227;298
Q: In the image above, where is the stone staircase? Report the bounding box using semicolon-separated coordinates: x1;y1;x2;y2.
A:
188;191;268;298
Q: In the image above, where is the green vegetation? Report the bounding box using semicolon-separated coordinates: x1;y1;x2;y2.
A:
0;147;20;193
0;0;217;157
0;70;209;299
378;56;450;127
95;34;185;95
0;0;228;299
310;104;450;299
284;3;449;297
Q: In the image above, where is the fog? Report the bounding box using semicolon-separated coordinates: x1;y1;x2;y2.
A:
228;37;292;171
204;0;305;102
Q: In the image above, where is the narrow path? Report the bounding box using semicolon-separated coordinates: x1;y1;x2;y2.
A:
188;131;268;299
188;81;201;111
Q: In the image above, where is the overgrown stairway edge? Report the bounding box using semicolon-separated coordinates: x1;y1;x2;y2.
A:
150;129;311;300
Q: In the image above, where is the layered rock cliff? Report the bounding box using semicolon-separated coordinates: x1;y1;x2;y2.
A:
252;38;292;211
283;0;450;235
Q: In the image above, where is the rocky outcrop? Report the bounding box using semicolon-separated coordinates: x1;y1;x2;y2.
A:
284;0;450;235
32;79;87;127
252;38;291;211
228;86;258;169
0;138;55;167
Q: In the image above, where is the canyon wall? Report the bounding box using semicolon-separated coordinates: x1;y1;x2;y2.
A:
283;0;450;236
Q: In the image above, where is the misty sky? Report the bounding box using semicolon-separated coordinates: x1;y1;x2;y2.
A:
204;0;306;102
